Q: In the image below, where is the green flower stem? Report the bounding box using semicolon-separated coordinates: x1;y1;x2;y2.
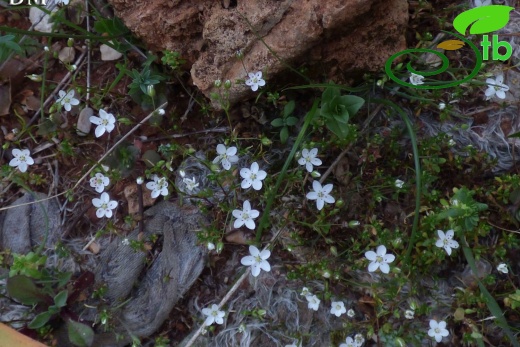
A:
255;100;319;243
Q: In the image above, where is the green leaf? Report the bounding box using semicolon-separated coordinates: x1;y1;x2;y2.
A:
94;17;129;37
326;118;349;139
340;95;365;117
67;319;94;347
285;116;298;126
54;290;68;308
28;311;53;329
6;275;47;305
283;100;295;118
280;126;289;144
271;118;284;127
508;130;520;139
453;5;514;35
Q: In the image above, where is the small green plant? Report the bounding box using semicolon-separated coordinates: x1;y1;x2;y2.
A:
271;100;298;143
161;50;185;70
318;86;365;139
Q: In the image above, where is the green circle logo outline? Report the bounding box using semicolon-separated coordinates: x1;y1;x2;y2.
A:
385;31;483;89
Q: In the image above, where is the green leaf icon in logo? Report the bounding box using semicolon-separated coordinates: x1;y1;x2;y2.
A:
453;5;514;35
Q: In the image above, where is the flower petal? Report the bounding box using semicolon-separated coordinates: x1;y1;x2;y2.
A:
249;245;260;256
216;144;226;155
241;255;255;266
376;245;387;256
95;125;105;137
365;251;377;261
368;262;379;272
251;263;261;277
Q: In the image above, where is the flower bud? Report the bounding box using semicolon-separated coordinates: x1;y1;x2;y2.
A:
214;79;222;88
311;171;321;178
26;74;42;82
207;242;215;251
236;49;244;59
261;136;272;146
136;177;144;184
147;85;155;98
348;220;360;227
67;38;74;47
224;80;232;89
216;241;224;254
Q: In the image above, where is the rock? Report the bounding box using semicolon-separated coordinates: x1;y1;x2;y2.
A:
123;183;156;214
106;0;408;108
77;107;93;136
0;192;61;254
460;259;492;287
100;43;123;61
58;47;75;64
29;6;56;33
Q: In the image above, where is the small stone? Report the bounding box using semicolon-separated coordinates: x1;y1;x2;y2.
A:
100;43;122;61
77;107;93;136
29;7;55;33
58;47;76;64
88;240;100;254
460;259;492;287
123;183;156;214
225;230;252;245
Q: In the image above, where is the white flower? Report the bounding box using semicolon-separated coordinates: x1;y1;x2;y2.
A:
183;177;199;191
207;242;216;251
9;149;34;173
121;238;130;246
306;294;320;311
92;192;118;218
157;109;165;115
497;263;508;274
298;148;322;173
330;301;346;317
240;162;267;190
245;71;266;92
448;139;456;147
44;46;49;52
365;245;395;274
300;287;311;297
213;144;239;170
438;102;446;110
146;175;169;198
435;229;459;256
57;90;80;112
202;304;225;326
232;200;260;230
90;109;116;137
394;179;404;189
347;308;355;318
409;73;424;86
136;177;144;184
428;319;449;343
339;337;356;347
240;245;271;277
306;180;335;210
405;309;415;319
354;334;365;347
89;173;110;193
485;74;509;100
474;0;492;7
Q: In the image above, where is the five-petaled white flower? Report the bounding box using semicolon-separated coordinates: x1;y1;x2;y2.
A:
497;263;508;274
57;90;80;111
428;319;449;343
485;74;509;100
347;308;355;318
365;245;395;274
330;301;346;317
90;109;116;137
405;309;415;319
90;173;110;193
183;176;199;191
92;192;118;218
354;334;365;347
240;162;267;190
409;73;424;86
306;294;320;311
298;148;322;173
306;180;335;210
240;245;271;277
339;336;356;347
232;200;260;230
300;287;311;297
9;149;34;173
202;304;225;326
146;175;169;198
395;179;404;189
213;144;239;170
245;71;266;92
435;229;459;256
